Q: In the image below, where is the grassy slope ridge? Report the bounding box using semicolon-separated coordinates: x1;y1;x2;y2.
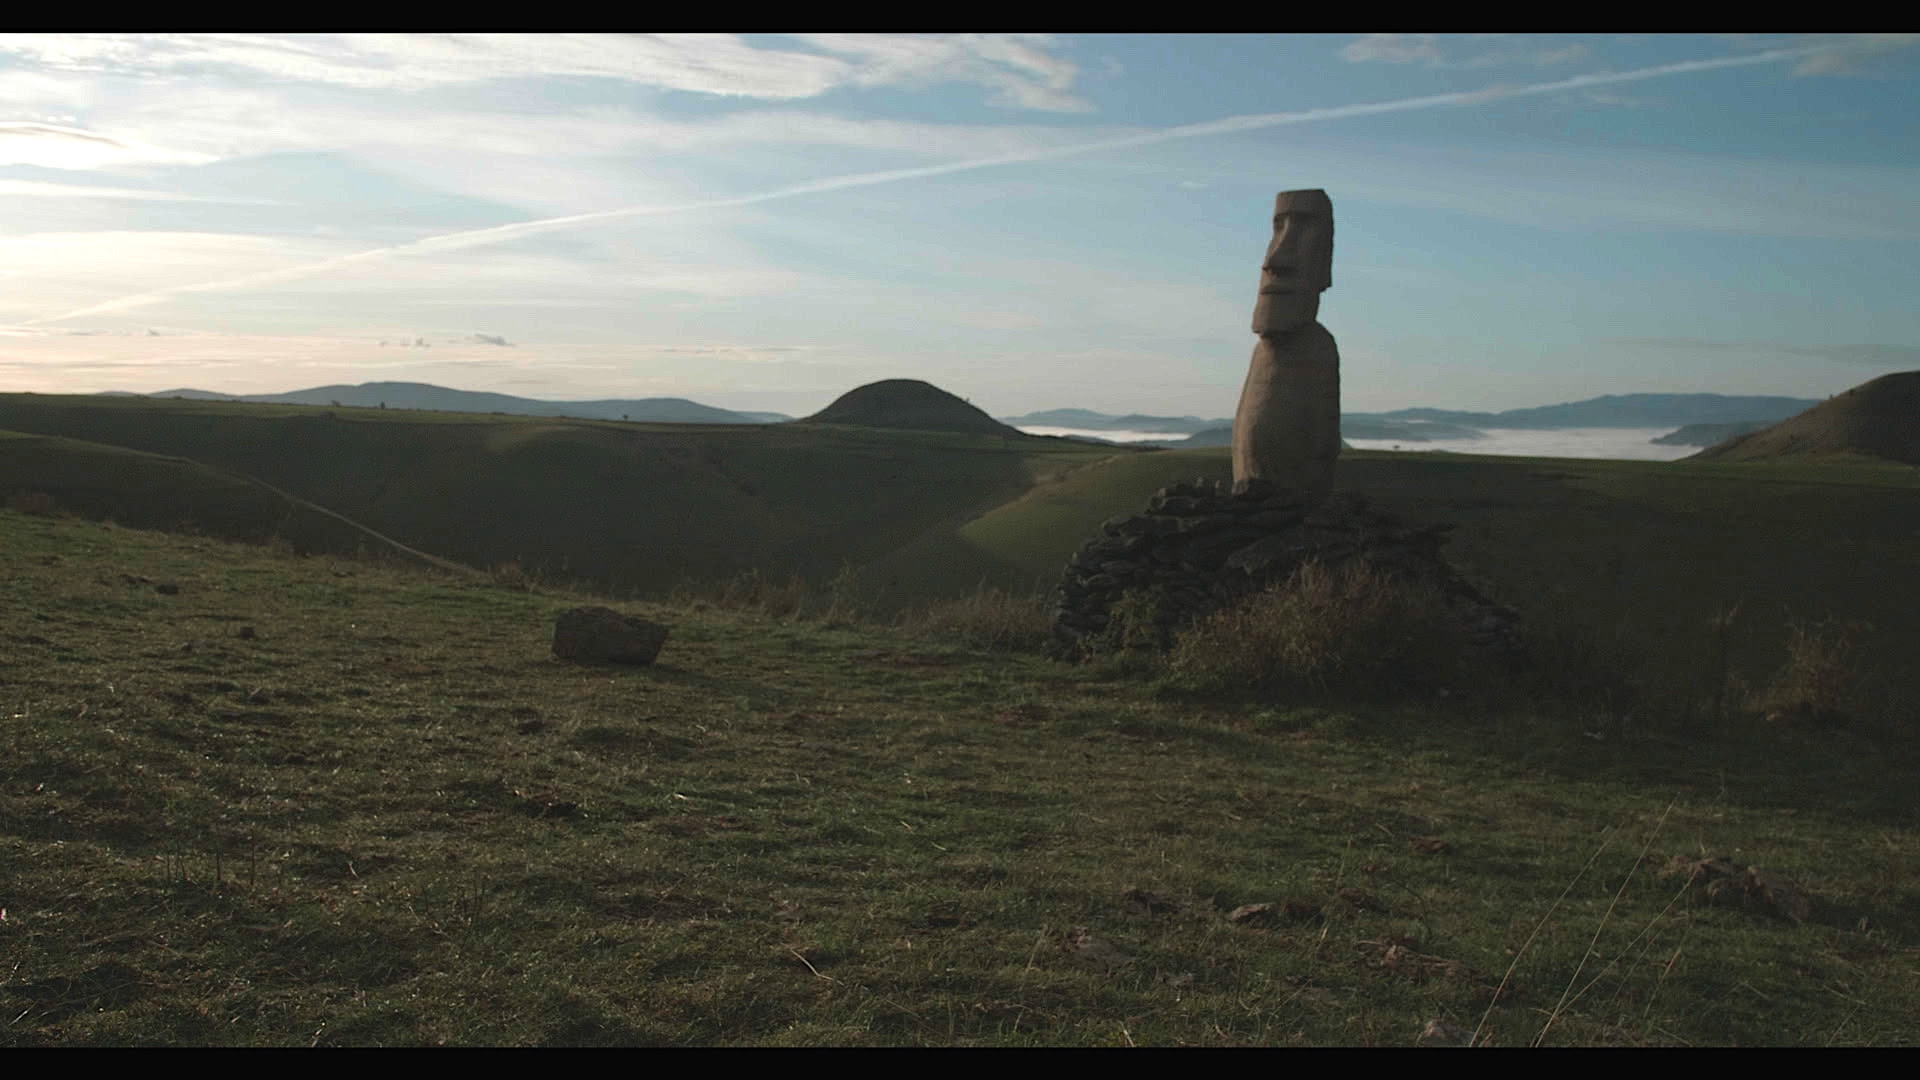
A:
1691;371;1920;465
0;393;1110;597
0;430;476;575
2;509;1915;1046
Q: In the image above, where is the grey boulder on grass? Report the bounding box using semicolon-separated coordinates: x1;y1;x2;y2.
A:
552;606;670;665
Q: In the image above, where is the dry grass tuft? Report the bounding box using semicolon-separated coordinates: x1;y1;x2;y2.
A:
903;584;1053;652
1165;558;1461;697
1751;615;1870;725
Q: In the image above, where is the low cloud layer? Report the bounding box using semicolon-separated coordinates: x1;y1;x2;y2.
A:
1609;339;1920;367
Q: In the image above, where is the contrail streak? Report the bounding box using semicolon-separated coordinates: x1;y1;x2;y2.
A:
26;42;1845;326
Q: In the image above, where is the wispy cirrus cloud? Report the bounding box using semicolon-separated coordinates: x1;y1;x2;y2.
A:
22;39;1863;328
0;33;848;96
1340;34;1589;69
799;33;1088;111
1340;33;1444;66
0;177;274;202
1580;89;1661;108
0;121;212;168
0;33;1088;108
1790;33;1920;76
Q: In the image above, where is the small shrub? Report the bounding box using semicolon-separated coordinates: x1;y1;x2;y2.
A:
815;563;874;626
1752;615;1869;723
1165;558;1459;698
699;568;811;618
906;585;1051;652
1099;587;1172;654
491;560;537;592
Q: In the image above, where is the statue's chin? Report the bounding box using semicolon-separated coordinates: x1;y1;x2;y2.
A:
1251;292;1319;334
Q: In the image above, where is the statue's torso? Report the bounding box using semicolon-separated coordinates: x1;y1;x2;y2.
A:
1231;323;1340;501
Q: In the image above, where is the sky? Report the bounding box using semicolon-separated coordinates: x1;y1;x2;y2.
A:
1;32;1917;418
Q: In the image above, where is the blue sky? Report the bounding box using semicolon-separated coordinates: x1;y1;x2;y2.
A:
1;32;1916;416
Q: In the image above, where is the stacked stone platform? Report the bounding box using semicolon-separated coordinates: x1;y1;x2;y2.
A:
1049;478;1522;660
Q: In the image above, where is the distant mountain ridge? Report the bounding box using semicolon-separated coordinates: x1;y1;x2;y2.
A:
1351;393;1820;430
107;382;790;425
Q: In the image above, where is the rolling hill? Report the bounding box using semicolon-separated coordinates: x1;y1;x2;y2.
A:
804;379;1023;437
1689;372;1920;466
0;429;469;572
0;390;1109;600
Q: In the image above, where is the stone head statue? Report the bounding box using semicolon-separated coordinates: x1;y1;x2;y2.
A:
1251;189;1333;335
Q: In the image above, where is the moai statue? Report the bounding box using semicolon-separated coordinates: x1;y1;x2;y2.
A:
1231;189;1339;503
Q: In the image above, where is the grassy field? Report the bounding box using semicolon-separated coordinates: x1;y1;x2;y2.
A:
2;508;1916;1046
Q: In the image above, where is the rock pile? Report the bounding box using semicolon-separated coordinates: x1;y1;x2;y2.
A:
1049;478;1522;659
553;606;670;665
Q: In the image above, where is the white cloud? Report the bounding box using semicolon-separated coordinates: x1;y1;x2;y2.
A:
0;66;94;113
0;121;213;168
1580;89;1660;108
3;80;1109;207
799;33;1089;112
0;178;273;202
1340;34;1442;65
0;221;818;331
0;33;1089;109
18;42;1870;329
0;33;852;97
0;230;334;299
1341;33;1589;69
1790;33;1920;76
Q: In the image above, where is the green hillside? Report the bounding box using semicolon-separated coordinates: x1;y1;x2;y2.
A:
0;393;1114;597
0;429;466;573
